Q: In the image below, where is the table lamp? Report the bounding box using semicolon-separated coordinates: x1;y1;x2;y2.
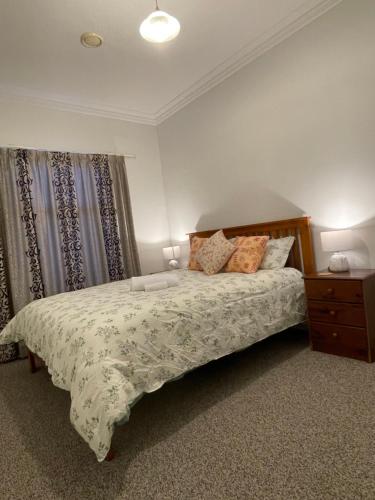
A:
320;229;354;272
163;245;181;269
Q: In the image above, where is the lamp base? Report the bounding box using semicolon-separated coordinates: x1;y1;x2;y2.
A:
328;252;349;272
168;259;179;269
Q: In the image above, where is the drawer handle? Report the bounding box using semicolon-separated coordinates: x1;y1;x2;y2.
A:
326;288;334;295
329;310;337;316
332;332;338;338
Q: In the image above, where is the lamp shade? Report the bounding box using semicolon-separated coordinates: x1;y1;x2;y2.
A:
140;9;180;43
163;245;181;260
321;230;354;253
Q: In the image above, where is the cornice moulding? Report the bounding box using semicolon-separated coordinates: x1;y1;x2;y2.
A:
0;87;157;126
155;0;342;124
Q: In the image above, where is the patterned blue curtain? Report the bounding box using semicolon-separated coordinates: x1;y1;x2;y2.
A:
92;154;124;282
0;148;140;362
0;236;18;363
49;152;86;291
16;149;45;299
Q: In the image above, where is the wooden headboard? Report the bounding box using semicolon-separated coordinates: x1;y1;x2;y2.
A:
188;216;316;274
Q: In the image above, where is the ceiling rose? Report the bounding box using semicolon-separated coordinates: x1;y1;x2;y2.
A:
140;0;180;44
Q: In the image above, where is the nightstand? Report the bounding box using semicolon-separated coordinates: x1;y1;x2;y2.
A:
304;270;375;362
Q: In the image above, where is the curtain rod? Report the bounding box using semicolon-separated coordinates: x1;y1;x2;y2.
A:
0;144;136;159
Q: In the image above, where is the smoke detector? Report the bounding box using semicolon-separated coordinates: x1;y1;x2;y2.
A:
80;32;103;48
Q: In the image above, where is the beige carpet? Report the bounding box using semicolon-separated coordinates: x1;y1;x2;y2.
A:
1;327;375;500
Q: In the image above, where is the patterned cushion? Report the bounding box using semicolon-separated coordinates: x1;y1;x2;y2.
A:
188;236;207;271
260;236;295;270
225;235;269;273
196;230;236;275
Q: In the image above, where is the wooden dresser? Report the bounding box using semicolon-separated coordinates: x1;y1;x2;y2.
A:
304;270;375;362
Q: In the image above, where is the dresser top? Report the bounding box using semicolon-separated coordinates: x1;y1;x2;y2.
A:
304;269;375;281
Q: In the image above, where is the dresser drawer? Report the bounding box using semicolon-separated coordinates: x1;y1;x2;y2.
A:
310;321;368;361
304;279;363;303
307;301;366;327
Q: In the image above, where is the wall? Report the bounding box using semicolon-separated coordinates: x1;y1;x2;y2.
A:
0;100;170;274
158;0;375;271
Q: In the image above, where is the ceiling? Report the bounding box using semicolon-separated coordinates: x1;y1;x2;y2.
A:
0;0;341;125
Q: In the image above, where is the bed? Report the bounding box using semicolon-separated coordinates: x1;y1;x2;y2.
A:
0;217;315;462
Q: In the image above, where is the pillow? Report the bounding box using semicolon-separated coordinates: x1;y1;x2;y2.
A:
188;236;207;271
260;236;295;270
225;235;269;274
196;230;236;275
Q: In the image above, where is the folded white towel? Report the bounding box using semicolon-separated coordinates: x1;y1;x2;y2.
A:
144;281;168;292
130;273;179;292
162;275;179;287
130;276;151;291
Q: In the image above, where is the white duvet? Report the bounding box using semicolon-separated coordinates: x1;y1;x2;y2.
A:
0;268;306;461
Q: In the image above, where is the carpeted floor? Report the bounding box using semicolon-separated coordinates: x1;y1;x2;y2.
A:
1;327;375;500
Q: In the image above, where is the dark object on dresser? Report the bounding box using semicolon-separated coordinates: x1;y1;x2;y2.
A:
304;270;375;362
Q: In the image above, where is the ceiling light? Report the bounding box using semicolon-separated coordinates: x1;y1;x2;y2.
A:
80;32;103;48
140;0;180;44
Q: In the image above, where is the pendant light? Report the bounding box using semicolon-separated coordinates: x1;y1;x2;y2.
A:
140;0;180;43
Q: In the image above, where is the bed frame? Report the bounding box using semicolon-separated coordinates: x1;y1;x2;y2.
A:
29;216;315;375
188;216;315;275
28;216;315;462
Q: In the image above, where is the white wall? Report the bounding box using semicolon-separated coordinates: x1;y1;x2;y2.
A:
0;100;170;274
158;0;375;271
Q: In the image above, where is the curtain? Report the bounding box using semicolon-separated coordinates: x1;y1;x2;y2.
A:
0;229;17;363
0;148;140;362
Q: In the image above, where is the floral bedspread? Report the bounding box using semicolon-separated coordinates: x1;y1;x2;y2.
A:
0;268;305;461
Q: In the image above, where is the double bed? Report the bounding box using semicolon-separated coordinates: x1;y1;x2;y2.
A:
0;217;315;462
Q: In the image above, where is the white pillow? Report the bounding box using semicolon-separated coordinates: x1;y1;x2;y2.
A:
259;236;295;270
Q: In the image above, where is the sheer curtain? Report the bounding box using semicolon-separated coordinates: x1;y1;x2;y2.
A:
0;148;140;362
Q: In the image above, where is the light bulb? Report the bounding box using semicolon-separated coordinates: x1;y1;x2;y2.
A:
140;9;180;43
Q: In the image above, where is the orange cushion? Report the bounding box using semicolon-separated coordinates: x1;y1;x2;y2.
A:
225;236;269;273
188;236;207;271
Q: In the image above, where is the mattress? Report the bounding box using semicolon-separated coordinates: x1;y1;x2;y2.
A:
0;267;306;461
